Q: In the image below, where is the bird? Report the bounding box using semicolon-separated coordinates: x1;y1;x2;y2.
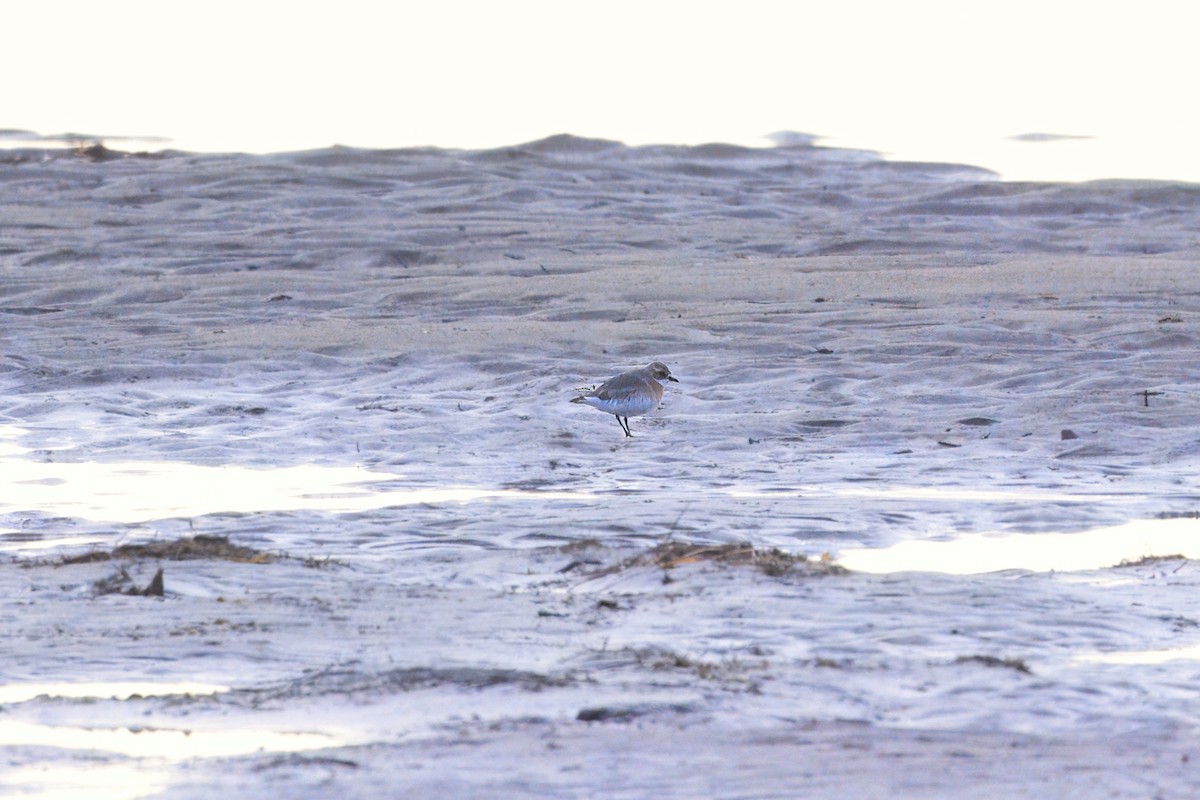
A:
571;361;678;437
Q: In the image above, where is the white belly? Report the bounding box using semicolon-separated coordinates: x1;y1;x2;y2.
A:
580;394;658;417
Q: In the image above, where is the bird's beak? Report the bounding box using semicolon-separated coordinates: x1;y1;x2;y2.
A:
667;375;679;382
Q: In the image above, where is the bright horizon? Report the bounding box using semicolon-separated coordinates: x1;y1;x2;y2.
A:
6;0;1200;183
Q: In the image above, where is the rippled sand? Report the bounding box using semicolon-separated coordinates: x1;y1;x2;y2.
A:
3;136;1200;797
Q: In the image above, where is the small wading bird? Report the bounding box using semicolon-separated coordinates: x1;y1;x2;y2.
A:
571;361;678;437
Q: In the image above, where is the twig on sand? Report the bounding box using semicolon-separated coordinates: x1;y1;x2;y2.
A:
1139;389;1165;407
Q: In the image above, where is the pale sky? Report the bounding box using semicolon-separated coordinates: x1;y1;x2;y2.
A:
5;0;1198;181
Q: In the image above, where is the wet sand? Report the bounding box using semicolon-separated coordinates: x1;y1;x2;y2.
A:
3;136;1200;797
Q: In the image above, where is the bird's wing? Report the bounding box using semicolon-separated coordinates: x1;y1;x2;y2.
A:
593;374;644;401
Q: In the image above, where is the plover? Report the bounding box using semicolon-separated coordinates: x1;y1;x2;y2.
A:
571;361;678;437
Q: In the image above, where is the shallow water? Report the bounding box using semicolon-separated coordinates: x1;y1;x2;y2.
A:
3;136;1200;797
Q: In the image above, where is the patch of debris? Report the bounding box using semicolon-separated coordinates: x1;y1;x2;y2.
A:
1115;554;1188;570
236;665;571;707
70;141;165;163
953;655;1032;675
38;535;285;598
628;541;845;578
576;702;695;723
59;535;274;566
625;645;767;684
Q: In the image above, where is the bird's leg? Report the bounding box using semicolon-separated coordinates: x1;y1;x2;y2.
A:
617;416;632;437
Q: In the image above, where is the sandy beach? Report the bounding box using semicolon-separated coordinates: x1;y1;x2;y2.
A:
3;134;1200;797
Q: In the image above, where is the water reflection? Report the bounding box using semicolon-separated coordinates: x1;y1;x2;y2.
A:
0;719;342;759
838;517;1199;574
1077;643;1200;665
0;763;168;800
0;454;590;525
0;719;349;800
0;680;349;800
